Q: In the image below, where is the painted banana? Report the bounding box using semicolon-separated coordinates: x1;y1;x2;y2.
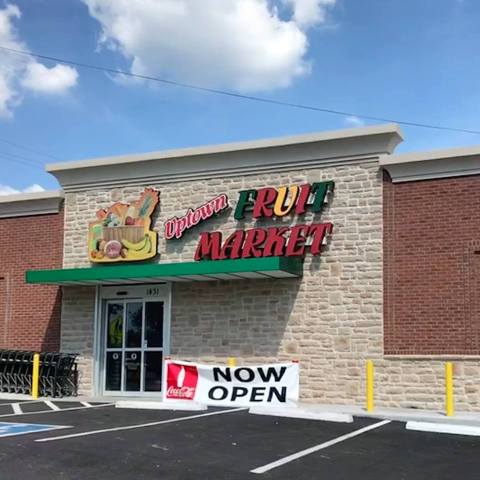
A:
122;235;148;251
127;236;152;259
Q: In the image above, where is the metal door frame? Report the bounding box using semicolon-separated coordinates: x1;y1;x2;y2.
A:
94;283;171;397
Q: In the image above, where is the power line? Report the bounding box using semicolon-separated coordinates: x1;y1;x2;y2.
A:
0;136;59;161
0;53;59;161
0;149;46;166
1;45;480;136
0;155;44;170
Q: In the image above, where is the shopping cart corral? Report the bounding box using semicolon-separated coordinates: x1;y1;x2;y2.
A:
0;350;78;397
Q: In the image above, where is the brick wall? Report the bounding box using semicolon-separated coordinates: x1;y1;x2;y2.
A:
0;209;63;351
384;172;480;355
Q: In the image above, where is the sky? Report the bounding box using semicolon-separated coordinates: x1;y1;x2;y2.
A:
0;0;479;193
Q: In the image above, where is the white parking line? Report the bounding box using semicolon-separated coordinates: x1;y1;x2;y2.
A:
80;402;92;408
36;407;247;442
11;403;22;415
251;419;391;474
44;401;60;411
0;402;114;418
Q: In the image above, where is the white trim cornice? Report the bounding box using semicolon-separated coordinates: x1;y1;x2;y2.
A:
0;190;63;218
381;145;480;183
46;124;403;192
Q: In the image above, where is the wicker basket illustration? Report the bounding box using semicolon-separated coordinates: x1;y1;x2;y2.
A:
103;226;145;243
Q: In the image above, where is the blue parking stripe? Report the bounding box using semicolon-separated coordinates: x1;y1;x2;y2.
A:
0;422;70;438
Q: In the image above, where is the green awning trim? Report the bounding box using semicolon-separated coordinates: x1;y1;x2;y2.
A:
25;256;303;285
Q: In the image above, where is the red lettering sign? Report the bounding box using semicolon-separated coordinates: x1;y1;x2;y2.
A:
165;194;229;239
187;181;336;262
195;223;333;261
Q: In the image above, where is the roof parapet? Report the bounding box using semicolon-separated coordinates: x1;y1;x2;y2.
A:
0;190;63;218
381;145;480;182
46;124;403;192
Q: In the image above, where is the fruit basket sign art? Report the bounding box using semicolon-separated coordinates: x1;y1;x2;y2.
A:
88;188;159;263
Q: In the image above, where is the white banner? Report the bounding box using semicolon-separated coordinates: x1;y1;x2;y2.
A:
163;360;299;407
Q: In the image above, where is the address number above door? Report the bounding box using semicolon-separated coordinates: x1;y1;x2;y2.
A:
88;188;159;263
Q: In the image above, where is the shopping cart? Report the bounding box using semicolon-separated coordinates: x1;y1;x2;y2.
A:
0;349;78;397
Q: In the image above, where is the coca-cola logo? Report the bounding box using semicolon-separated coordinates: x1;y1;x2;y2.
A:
166;363;199;401
166;386;195;399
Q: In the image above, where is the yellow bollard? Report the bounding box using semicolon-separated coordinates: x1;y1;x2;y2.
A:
445;362;454;417
32;353;40;399
227;357;237;368
366;360;374;412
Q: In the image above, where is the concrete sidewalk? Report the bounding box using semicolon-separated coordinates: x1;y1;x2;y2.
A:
250;403;480;427
1;393;479;427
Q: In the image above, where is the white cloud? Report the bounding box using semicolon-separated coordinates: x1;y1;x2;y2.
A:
21;63;78;94
22;183;45;193
0;184;19;195
0;183;45;196
344;115;365;127
283;0;336;28
83;0;336;92
0;4;78;117
0;4;24;117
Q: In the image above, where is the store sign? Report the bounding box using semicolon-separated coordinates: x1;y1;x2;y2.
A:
163;360;299;407
88;188;159;263
195;223;333;260
164;194;229;239
233;182;334;220
195;181;334;261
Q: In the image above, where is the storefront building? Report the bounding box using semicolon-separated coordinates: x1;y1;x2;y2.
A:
4;124;480;410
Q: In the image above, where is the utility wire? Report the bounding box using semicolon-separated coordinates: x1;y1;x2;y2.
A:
1;45;480;136
0;155;43;170
0;136;59;161
0;56;58;161
0;149;46;166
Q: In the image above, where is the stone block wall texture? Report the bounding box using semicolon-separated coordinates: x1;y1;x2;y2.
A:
61;286;96;395
60;162;480;410
0;210;63;351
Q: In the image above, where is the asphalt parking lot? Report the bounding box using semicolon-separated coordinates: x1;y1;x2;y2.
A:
0;400;477;479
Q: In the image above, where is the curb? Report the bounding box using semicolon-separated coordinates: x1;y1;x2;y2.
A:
115;400;207;411
406;421;480;436
249;406;353;423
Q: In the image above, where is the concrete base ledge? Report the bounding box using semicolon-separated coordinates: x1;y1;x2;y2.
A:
290;403;480;427
249;406;353;423
0;393;33;401
406;421;480;436
115;400;207;411
351;408;480;427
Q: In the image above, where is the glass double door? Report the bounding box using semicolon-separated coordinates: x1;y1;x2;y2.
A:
104;300;164;395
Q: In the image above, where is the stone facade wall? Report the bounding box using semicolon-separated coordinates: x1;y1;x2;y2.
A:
62;161;383;400
60;286;96;395
376;359;480;411
60;160;480;410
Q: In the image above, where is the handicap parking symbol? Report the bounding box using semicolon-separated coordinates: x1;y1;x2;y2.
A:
0;422;70;438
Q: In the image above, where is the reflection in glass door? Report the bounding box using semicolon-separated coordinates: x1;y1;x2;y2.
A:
104;300;164;395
